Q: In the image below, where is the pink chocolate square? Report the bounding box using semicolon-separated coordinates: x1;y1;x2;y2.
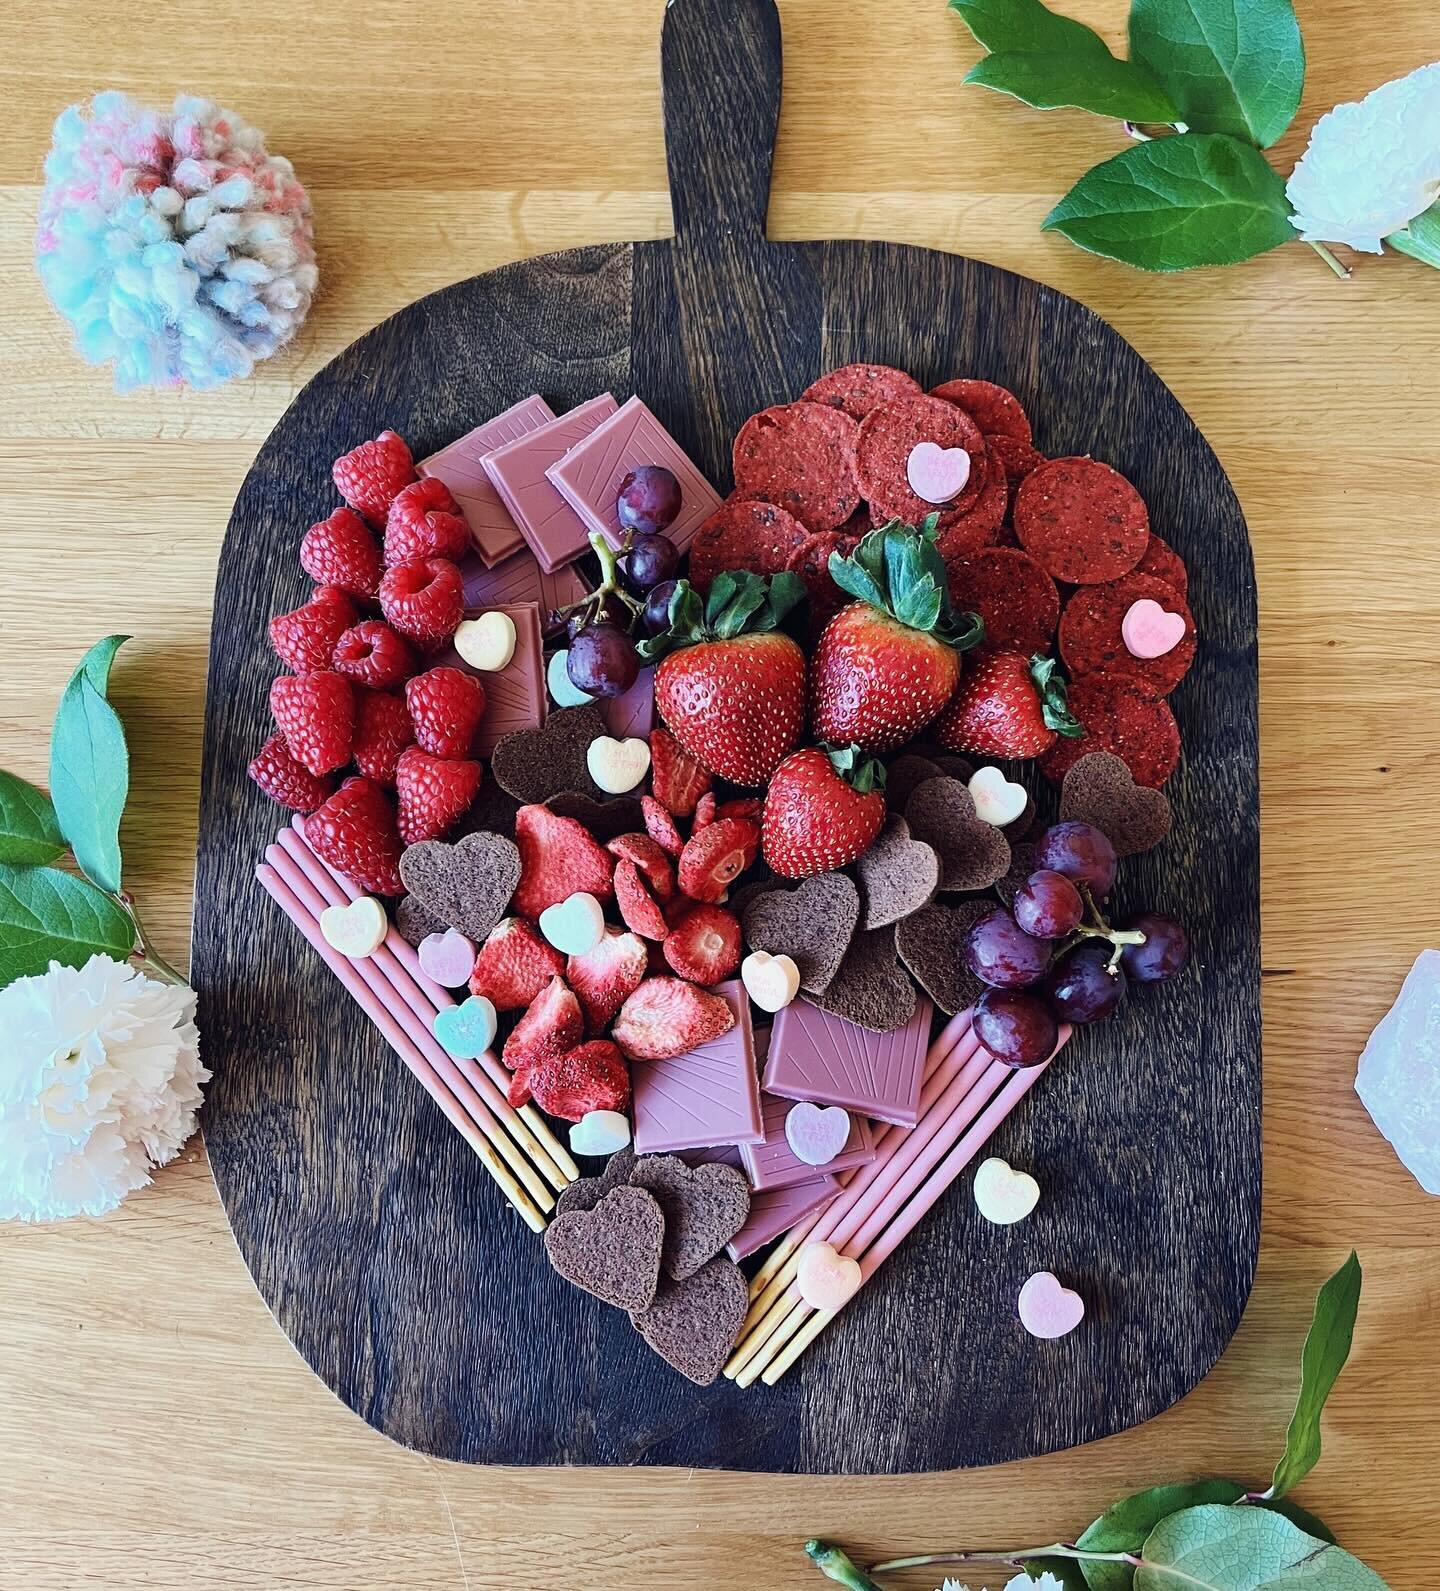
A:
600;666;656;741
458;549;589;618
438;601;546;758
739;1091;876;1190
763;996;934;1127
727;1174;842;1261
631;981;763;1154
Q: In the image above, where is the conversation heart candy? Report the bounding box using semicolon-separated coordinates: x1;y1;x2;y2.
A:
972;1155;1040;1225
1017;1271;1084;1339
1121;598;1186;660
432;994;498;1059
539;892;607;956
968;765;1028;828
784;1102;852;1167
587;734;651;795
741;950;801;1013
569;1110;633;1158
453;610;517;672
795;1239;862;1312
417;927;478;988
318;896;387;958
906;440;971;504
547;649;595;708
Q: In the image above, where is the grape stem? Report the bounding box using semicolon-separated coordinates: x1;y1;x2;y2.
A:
1071;884;1146;972
555;532;645;628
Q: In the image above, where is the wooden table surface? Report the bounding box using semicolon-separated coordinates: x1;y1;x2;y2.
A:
3;0;1437;1584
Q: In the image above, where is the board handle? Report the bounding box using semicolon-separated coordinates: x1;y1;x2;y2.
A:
661;0;782;242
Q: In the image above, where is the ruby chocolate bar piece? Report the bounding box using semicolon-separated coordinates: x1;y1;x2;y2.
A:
417;395;556;567
763;995;934;1128
437;601;546;758
727;1174;842;1261
600;665;656;742
458;548;589;618
631;980;764;1154
545;394;723;556
739;1089;876;1191
482;394;619;573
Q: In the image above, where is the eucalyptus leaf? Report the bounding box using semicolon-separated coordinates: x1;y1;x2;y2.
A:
50;673;129;895
1043;134;1296;271
1135;1504;1387;1589
0;770;66;866
949;0;1112;58
1388;202;1440;270
1077;1480;1246;1590
1129;0;1304;148
0;861;136;985
72;633;129;694
967;51;1178;122
1270;1252;1362;1498
1027;1556;1089;1591
1255;1498;1336;1546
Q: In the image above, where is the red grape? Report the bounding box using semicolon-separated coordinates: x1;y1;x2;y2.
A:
973;987;1059;1068
620;532;681;593
1120;913;1189;983
1033;821;1117;897
1013;869;1084;939
617;465;682;534
964;907;1052;988
567;622;640;698
1043;942;1126;1023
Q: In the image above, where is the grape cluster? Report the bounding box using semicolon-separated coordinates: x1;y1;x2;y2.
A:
966;820;1188;1067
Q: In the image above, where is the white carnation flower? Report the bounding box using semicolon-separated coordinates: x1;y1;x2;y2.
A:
0;954;206;1222
1286;62;1440;251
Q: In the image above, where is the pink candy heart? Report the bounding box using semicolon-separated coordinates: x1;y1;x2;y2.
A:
1017;1271;1085;1339
418;928;478;988
1121;598;1186;660
796;1240;862;1312
906;441;971;504
784;1101;852;1167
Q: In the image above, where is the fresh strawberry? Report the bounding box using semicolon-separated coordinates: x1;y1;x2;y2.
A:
692;791;717;831
512;804;615;920
470;918;565;1011
352;689;414;785
384;477;470;566
606;832;676;902
641;794;684;857
761;745;886;879
933;652;1081;760
567;927;649;1032
332;430;416;525
502;975;584;1090
270;588;356;673
521;1040;630;1122
611;977;736;1062
404;666;486;759
677;817;759;903
270;669;354;775
379;557;464;651
332;619;416;690
650;572;807;785
299;507;383;599
303;776;403;895
810;521;983;752
648;726;711;816
663;904;741;984
247;733;336;811
614;859;671;941
394;747;481;843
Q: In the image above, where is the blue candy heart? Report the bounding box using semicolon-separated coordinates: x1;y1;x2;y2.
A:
432;996;498;1060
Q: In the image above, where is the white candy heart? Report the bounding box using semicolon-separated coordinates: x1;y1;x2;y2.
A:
539;891;606;955
972;1155;1040;1225
906;440;971;504
319;896;387;958
741;950;801;1013
968;765;1028;827
785;1102;852;1167
417;928;477;988
548;649;595;708
1121;598;1187;660
432;995;498;1059
453;610;517;672
587;734;651;795
1018;1271;1085;1339
569;1110;632;1157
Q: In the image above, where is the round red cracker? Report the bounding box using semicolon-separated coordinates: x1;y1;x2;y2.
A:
986;432;1046;492
931;445;1008;560
688;499;808;593
1040;673;1180;789
785;529;851;636
855;394;986;527
947;547;1060;655
930;378;1032;444
1058;571;1195;696
802;363;922;420
1135;532;1188;598
731;402;861;534
1013;456;1150;585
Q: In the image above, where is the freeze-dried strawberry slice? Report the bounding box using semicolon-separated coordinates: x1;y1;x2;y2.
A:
641;794;684;858
614;859;671;941
567;927;650;1033
606;832;677;902
677;817;759;903
512;804;615;920
662;904;742;985
502;975;584;1088
469;918;565;1012
611;977;736;1062
522;1040;630;1122
692;792;717;831
649;726;711;817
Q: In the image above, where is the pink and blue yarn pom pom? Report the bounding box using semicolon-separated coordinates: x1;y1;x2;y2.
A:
35;92;318;392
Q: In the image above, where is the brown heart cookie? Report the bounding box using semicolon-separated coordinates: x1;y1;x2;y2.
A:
905;776;1011;893
491;704;606;803
398;830;522;941
817;927;917;1033
554;1146;636;1217
884;753;943;813
896;901;991;1015
544;1183;663;1312
741;872;860;995
546;790;646;843
628;1155;751;1280
396;894;446;947
1060;751;1171;857
632;1255;750;1385
854;814;940;929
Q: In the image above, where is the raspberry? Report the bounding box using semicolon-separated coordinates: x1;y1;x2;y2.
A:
269;588;356;674
332;429;416;525
469;917;565;1011
379;557;464;651
303;776;404;895
611;977;735;1062
567;927;648;1032
270;670;354;776
640;794;684;858
394;747;482;844
692;791;717;831
247;732;336;812
351;689;414;785
649;727;711;817
502;975;584;1090
605;832;677;902
384;477;470;566
404;666;486;759
522;1040;630;1123
332;620;416;690
662;904;742;985
512;804;614;921
299;507;383;599
677;817;759;903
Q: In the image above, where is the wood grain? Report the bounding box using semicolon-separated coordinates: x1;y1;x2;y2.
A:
2;0;1438;1577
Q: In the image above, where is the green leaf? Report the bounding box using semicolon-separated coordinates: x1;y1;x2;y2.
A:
72;633;129;694
803;1541;884;1591
1078;1480;1246;1589
949;0;1112;57
1255;1498;1336;1546
1128;0;1304;148
1043;135;1297;271
705;571;742;628
1028;1556;1090;1591
0;861;136;985
50;671;130;895
1388;201;1440;271
714;578;767;640
762;571;807;628
966;51;1178;122
0;771;66;866
1135;1504;1387;1589
829;548;888;611
1270;1252;1362;1498
1032;655;1084;737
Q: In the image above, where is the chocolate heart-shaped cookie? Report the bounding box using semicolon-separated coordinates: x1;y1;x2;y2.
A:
398;830;521;941
884;752;943;813
854;814;939;929
741;872;860;995
491;704;606;803
544;1183;663;1311
817;927;917;1033
396;893;447;947
546;790;646;843
896;901;991;1015
994;840;1039;909
554;1146;636;1217
632;1255;750;1385
905;776;1011;893
1060;751;1171;857
628;1155;751;1280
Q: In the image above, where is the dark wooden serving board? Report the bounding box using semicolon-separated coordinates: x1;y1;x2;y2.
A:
195;0;1260;1473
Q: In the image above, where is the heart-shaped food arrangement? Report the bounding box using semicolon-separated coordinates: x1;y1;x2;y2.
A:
249;366;1193;1383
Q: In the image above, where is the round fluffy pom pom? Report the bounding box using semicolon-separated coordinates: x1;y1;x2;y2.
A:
35;91;318;391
